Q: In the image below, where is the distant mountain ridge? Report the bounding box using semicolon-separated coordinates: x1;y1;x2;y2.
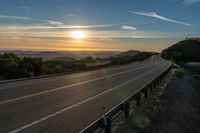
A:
0;51;118;61
0;50;153;80
111;50;140;58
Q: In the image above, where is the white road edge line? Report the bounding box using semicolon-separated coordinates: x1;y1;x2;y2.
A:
8;64;166;133
0;62;160;105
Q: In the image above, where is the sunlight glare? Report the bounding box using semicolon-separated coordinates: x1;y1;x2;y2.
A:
71;31;86;40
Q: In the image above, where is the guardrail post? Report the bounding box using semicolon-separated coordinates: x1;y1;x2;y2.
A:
159;76;162;83
150;84;153;92
80;64;173;133
123;101;130;119
154;79;158;88
137;94;141;106
157;78;160;85
134;93;141;106
161;73;164;79
152;80;156;88
144;88;148;98
103;116;112;133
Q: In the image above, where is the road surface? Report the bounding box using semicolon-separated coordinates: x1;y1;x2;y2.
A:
0;55;171;133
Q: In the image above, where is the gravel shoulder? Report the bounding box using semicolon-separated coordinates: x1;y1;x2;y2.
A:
114;67;200;133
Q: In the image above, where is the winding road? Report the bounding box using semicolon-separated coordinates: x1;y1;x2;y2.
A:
0;55;171;133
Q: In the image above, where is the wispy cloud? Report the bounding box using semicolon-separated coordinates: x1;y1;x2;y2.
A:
48;21;64;26
0;14;115;30
67;14;76;17
121;26;137;30
0;15;31;20
68;24;115;29
183;0;200;4
129;11;193;27
51;0;65;2
0;24;116;32
20;5;31;10
0;14;62;25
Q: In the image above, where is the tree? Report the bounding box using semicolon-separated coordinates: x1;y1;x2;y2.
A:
162;38;200;62
20;57;44;76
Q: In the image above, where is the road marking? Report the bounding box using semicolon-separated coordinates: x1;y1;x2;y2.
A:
0;62;161;105
8;64;167;133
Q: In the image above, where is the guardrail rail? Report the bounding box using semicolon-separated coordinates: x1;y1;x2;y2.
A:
81;63;173;133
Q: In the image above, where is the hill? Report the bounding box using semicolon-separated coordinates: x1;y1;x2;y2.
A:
79;56;95;63
110;52;154;65
111;50;140;58
0;50;153;80
0;51;118;61
162;38;200;62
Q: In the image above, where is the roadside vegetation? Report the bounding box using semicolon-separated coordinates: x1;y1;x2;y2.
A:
115;67;200;133
161;37;200;79
175;68;185;77
161;38;200;63
146;69;200;133
183;63;200;80
0;53;61;80
0;51;153;80
162;37;200;77
110;52;153;65
114;38;200;133
193;74;200;80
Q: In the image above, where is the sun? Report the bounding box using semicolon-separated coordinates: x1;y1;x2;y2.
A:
71;31;86;40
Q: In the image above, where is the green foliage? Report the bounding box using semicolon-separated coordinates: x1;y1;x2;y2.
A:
110;52;153;65
162;38;200;62
175;68;185;77
45;58;86;72
80;56;95;63
20;57;44;76
193;74;200;79
0;51;153;80
0;53;63;79
0;60;27;79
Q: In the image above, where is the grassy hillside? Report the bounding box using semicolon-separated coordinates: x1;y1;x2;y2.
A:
111;50;140;58
0;51;153;80
162;38;200;62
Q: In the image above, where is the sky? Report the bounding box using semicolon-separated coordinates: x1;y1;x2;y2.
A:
0;0;199;52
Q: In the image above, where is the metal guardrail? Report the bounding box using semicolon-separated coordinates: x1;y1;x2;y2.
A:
81;63;173;133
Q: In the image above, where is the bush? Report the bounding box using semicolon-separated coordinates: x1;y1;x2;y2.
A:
175;68;185;77
0;53;50;79
162;38;200;62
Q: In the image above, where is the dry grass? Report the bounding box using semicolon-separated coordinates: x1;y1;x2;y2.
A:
145;74;200;133
114;69;200;133
175;68;185;77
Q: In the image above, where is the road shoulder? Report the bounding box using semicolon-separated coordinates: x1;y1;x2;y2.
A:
114;67;200;133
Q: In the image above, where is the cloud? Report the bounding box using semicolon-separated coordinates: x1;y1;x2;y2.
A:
183;0;200;4
68;14;75;17
0;14;64;27
0;24;116;32
0;14;115;31
66;24;115;29
0;15;31;20
121;26;137;30
0;14;65;27
52;0;64;1
48;21;64;26
0;14;63;23
20;6;31;10
129;11;193;27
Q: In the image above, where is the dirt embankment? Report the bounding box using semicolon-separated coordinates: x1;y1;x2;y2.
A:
115;68;200;133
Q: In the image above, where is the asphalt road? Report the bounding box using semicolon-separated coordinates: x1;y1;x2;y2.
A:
0;55;172;133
